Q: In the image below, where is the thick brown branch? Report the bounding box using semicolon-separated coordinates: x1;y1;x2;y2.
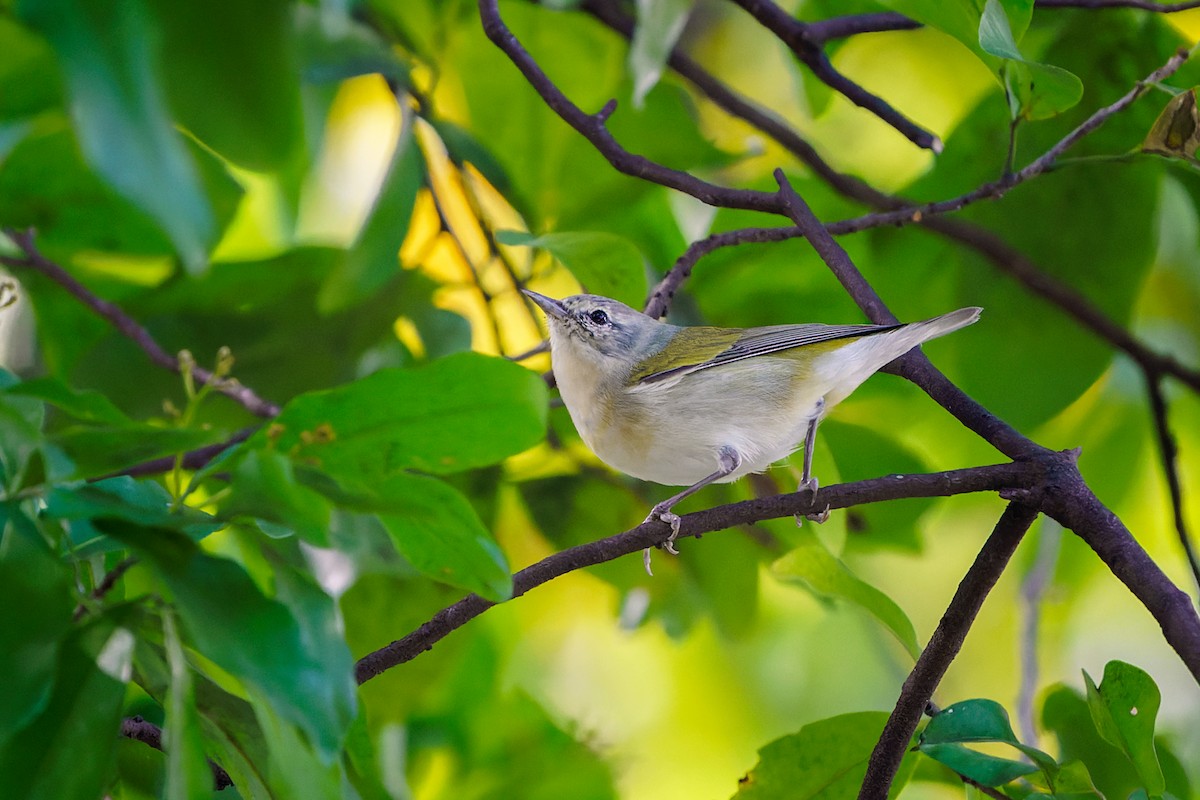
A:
773;172;1042;460
355;460;1035;683
859;502;1040;800
0;230;280;418
1039;460;1200;682
588;4;1200;393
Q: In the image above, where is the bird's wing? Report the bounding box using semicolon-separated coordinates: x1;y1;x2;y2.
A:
632;322;899;386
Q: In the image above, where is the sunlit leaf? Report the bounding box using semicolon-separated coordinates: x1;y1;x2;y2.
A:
918;742;1038;787
735;711;917;799
319;472;512;601
629;0;693;107
220;450;333;545
1083;661;1165;796
255;352;547;479
318;113;424;314
773;532;920;659
497;230;647;307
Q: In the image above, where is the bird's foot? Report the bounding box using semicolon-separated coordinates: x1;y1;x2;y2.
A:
643;504;682;576
794;477;829;525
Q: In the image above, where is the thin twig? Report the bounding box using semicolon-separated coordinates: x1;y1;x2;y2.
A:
1038;0;1200;9
805;12;920;43
355;460;1036;682
828;46;1194;235
120;716;233;790
96;426;256;481
1017;519;1062;744
0;229;280;418
859;502;1040;800
73;556;139;621
588;3;1200;395
724;0;939;150
1146;373;1200;595
478;0;783;213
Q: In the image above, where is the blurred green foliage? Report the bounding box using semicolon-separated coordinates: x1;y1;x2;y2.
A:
0;0;1198;798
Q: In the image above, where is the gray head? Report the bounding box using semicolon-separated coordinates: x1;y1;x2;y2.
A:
523;291;669;365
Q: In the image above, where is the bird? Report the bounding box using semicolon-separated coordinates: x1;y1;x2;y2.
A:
523;290;981;574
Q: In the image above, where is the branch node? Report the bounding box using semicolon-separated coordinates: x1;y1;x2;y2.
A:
595;98;618;123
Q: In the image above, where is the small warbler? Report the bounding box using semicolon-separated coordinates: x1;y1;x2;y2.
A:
524;290;981;573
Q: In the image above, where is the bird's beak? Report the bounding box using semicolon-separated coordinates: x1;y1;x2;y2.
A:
522;289;569;322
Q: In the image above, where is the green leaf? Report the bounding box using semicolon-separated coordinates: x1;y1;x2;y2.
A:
919;699;1059;777
135;639;275;799
0;612;133;800
629;0;694;107
100;520;356;759
1083;661;1165;795
0;129;173;260
51;424;217;479
773;532;920;659
220;450;333;545
821;420;933;552
0;15;62;121
497;230;647;307
147;0;303;172
45;476;220;545
253;699;344;800
17;0;217;270
4;377;131;424
296;4;411;86
0;390;44;491
254;352;547;480
1007;59;1085;122
921;699;1022;745
918;742;1038;787
0;506;74;746
735;711;917;799
161;610;210;800
978;0;1023;61
882;0;1080;121
318;113;424;314
325;472;512;601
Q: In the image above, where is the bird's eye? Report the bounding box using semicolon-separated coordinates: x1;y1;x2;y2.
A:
588;309;610;326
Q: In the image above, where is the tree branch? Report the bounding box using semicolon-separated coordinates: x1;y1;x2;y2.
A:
859;502;1040;800
724;0;940;151
120;716;233;791
355;460;1035;683
773;171;1042;460
478;0;783;213
1145;374;1200;594
585;3;1200;394
0;229;281;418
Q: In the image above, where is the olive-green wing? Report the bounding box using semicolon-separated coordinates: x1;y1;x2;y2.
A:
633;322;899;386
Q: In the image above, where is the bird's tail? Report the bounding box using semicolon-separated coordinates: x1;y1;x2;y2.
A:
815;307;982;407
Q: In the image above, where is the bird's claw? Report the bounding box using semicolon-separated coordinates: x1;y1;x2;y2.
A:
643;506;682;576
795;477;829;525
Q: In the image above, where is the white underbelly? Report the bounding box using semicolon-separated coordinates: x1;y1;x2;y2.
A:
579;359;825;487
